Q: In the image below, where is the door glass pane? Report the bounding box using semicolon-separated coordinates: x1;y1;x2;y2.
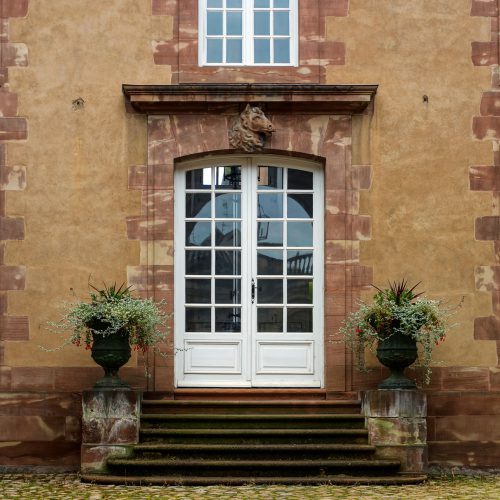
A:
186;279;211;303
287;279;313;304
207;39;223;63
227;39;243;63
255;0;270;8
274;38;290;64
254;38;270;63
274;0;289;7
186;168;211;189
215;278;241;304
288;169;313;190
186;193;211;218
258;279;283;303
258;193;283;218
215;308;241;332
258;250;283;275
215;166;241;189
258;166;283;189
186;221;211;246
287;194;313;218
258;308;283;332
273;11;289;35
215;221;241;246
287;250;313;275
208;0;223;7
227;11;242;35
186;250;211;275
215;193;241;218
207;11;223;35
227;0;242;7
215;250;241;275
257;221;282;246
254;11;270;35
287;308;312;333
288;221;313;247
186;308;211;332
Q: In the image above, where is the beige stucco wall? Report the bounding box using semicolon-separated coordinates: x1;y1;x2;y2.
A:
2;0;498;369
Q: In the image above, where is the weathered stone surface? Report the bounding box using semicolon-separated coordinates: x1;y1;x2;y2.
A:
428;441;500;467
471;41;498;67
471;0;498;17
0;165;26;190
82;390;139;421
367;417;427;445
0;216;24;239
363;390;427;418
81;444;132;473
474;315;500;340
374;445;427;473
0;265;25;290
0;315;28;340
475;216;500;240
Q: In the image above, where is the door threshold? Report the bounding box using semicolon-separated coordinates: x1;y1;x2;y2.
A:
173;388;328;400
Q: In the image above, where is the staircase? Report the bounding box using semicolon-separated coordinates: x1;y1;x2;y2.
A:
81;391;426;485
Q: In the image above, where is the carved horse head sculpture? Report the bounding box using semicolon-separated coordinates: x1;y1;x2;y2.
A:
228;104;275;152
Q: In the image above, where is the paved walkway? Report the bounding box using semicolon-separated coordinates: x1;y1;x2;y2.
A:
0;474;499;499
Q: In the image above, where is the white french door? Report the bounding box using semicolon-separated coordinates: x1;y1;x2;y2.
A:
174;155;324;387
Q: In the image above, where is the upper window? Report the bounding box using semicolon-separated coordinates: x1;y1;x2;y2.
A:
199;0;298;66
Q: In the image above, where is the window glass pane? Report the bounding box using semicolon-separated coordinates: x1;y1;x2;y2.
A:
186;221;211;246
287;308;312;333
207;11;223;35
186;193;211;218
254;38;271;63
274;38;290;63
227;11;242;36
258;250;283;275
215;166;241;189
208;0;223;7
215;278;241;304
288;169;313;190
258;166;283;189
226;39;243;63
258;193;283;218
258;308;283;332
215;308;241;332
207;38;223;63
287;279;313;304
186;279;211;303
288;222;313;247
254;11;270;36
186;250;211;275
254;0;270;7
215;221;241;246
257;221;283;246
215;250;241;275
287;194;313;218
227;0;242;7
287;250;313;275
273;11;289;35
258;279;283;304
186;168;211;189
186;307;211;332
274;0;289;7
215;193;241;218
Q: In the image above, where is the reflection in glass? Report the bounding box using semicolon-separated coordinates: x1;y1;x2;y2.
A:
258;193;283;218
288;221;313;247
258;279;283;304
288;169;313;190
215;193;241;218
258;250;283;275
186;279;211;304
186;193;211;218
186;221;211;246
287;250;313;275
186;250;211;275
215;250;241;275
207;39;223;63
254;38;270;64
257;221;282;246
227;39;243;63
215;308;241;332
274;38;290;64
287;308;313;332
186;307;211;332
215;166;241;189
227;12;242;35
287;194;313;218
215;279;241;304
287;279;313;304
258;308;283;332
258;166;283;189
215;221;241;246
207;11;223;35
273;11;289;35
186;168;211;189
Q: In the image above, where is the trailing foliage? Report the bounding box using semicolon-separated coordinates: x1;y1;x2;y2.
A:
47;282;168;352
339;280;453;385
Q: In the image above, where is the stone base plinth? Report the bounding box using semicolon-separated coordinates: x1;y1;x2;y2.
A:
81;389;140;473
362;389;427;473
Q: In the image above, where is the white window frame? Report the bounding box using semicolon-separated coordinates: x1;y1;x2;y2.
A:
198;0;298;67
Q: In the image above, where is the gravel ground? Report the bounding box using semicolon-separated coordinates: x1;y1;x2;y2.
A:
0;474;499;499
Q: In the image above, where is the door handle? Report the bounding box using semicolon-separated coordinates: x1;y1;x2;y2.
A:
251;279;256;303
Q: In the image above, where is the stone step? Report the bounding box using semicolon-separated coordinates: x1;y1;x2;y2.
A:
106;457;402;477
168;389;337;400
140;413;366;429
81;473;427;486
132;443;376;460
139;427;370;444
141;399;361;415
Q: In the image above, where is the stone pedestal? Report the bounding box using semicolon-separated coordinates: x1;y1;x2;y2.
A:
362;389;427;473
81;389;140;473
